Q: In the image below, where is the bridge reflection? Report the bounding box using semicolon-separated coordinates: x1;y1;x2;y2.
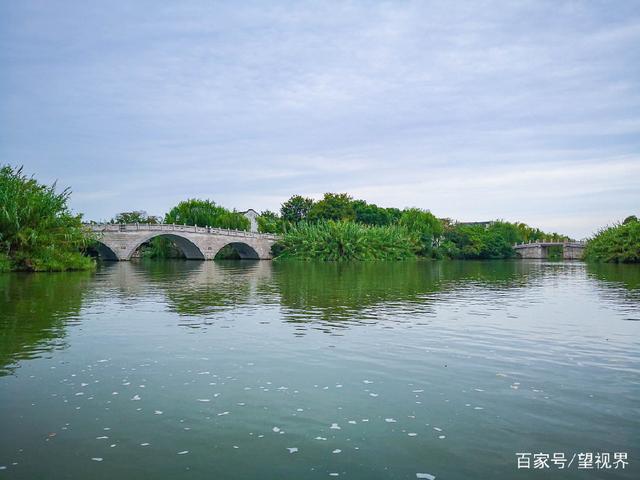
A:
2;260;639;374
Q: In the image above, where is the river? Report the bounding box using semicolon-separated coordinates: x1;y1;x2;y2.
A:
0;260;638;479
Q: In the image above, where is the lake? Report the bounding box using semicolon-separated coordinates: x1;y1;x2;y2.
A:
0;260;638;479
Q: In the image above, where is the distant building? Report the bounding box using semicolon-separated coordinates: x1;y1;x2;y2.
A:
241;209;259;232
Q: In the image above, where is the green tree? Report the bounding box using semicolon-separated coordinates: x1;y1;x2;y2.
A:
280;195;314;224
584;219;640;263
257;210;282;234
308;193;355;222
352;200;397;226
0;165;94;271
399;208;443;256
112;210;160;224
164;199;249;230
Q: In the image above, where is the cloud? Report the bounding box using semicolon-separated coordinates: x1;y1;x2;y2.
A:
1;0;639;237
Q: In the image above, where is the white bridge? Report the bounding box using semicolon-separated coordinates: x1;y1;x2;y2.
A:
88;223;279;261
513;241;586;260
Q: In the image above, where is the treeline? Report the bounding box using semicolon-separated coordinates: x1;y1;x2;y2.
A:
1;164;637;270
257;193;571;261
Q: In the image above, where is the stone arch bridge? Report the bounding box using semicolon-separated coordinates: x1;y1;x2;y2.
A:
513;241;586;260
89;224;279;261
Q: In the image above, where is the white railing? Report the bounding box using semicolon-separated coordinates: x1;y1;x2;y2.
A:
514;240;586;247
87;223;280;240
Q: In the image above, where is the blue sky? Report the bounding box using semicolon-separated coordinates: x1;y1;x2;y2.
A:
1;1;639;238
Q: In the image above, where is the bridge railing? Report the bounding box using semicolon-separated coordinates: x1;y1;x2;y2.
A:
86;223;280;240
513;240;586;247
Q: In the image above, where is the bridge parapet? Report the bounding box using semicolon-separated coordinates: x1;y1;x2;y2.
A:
513;240;586;260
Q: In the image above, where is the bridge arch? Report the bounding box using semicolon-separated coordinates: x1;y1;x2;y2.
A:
91;241;119;261
128;233;206;260
214;241;260;260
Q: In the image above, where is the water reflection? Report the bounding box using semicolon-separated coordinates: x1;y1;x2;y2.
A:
586;262;640;319
0;271;92;374
2;260;640;372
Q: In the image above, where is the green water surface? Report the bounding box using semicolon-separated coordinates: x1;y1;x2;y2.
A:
0;260;638;479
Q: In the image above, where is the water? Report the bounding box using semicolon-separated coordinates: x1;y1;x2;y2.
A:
0;260;638;479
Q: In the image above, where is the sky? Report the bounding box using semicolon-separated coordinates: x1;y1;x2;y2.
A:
1;1;639;238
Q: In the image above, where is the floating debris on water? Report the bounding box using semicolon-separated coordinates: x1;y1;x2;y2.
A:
177;451;189;455
91;457;103;462
416;474;436;480
287;447;299;453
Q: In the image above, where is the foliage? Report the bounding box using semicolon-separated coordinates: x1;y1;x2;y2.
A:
139;237;184;259
280;195;314;224
257;210;282;234
352;200;400;226
164;198;249;230
274;220;418;261
399;208;444;256
308;193;355;222
0;165;95;271
0;252;12;272
112;210;160;224
584;218;640;263
441;222;516;259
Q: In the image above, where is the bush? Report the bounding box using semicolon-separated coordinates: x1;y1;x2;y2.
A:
274;220;418;261
0;165;95;271
257;210;282;234
399;208;443;256
165;199;249;230
584;219;640;263
441;222;515;259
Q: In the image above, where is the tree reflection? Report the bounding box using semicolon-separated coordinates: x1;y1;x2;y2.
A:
273;260;536;327
0;271;91;375
586;263;640;307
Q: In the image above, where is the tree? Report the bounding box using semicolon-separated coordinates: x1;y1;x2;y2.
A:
0;165;94;271
257;210;281;234
352;200;396;226
112;210;159;224
164;199;249;230
280;195;314;224
308;193;355;222
584;221;640;263
399;208;443;256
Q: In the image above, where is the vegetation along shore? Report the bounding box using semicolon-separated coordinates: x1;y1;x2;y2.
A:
1;165;638;271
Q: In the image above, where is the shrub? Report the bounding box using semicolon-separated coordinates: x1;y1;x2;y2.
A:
274;220;418;261
0;165;95;271
584;219;640;263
